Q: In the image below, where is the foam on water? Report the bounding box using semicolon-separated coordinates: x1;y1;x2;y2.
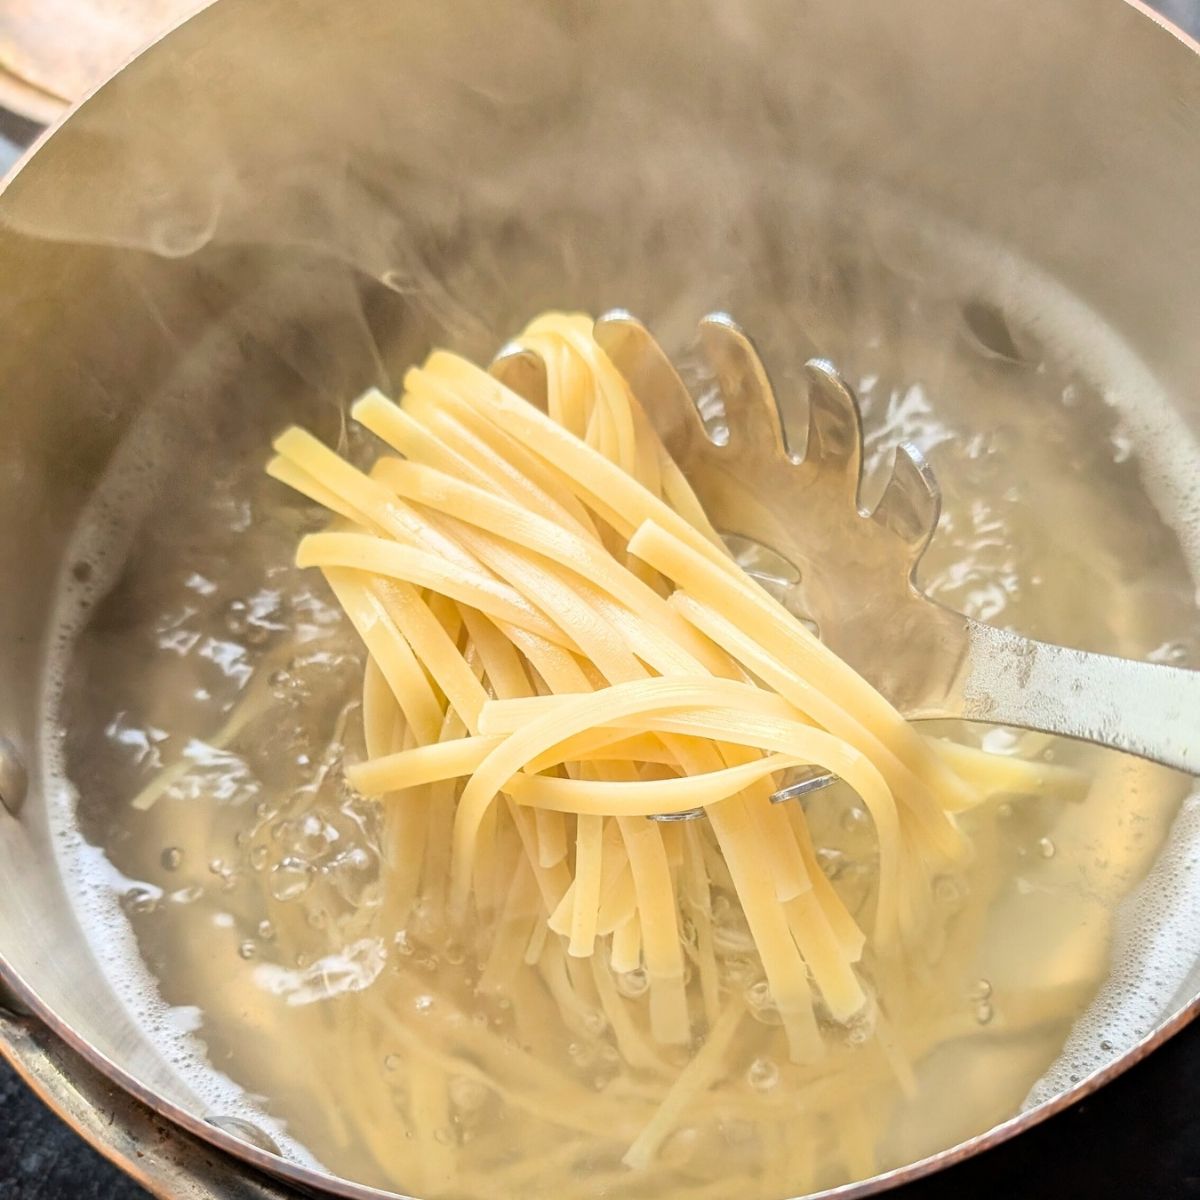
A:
1027;788;1200;1105
38;394;325;1168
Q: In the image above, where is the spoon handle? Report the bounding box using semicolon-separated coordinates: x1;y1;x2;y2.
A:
957;619;1199;774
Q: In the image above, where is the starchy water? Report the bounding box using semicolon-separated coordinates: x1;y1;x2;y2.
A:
39;231;1199;1197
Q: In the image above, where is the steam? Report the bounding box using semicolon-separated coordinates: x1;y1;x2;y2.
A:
0;0;935;392
5;0;1200;1178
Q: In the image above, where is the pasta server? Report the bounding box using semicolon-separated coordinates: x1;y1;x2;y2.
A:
494;313;1200;800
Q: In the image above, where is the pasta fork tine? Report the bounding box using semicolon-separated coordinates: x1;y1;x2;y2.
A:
696;314;790;458
490;341;548;408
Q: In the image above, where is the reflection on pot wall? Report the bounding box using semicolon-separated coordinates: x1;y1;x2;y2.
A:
1;2;1200;1199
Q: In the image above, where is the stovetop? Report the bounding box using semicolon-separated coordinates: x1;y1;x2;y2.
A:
2;3;1199;1197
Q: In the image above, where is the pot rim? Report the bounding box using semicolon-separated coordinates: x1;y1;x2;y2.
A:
5;952;1198;1200
2;1;1199;1197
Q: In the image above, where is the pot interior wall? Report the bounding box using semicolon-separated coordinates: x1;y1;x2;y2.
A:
1;0;1198;1191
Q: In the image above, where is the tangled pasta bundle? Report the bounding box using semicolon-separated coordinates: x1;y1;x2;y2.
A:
268;313;1048;1082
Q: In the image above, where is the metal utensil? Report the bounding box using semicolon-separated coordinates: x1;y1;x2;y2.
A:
581;310;1199;781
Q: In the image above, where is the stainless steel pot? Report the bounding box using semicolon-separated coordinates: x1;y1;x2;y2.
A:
1;1;1199;1196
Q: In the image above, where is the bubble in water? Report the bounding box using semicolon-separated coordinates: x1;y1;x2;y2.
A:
975;1001;994;1025
816;848;845;880
960;299;1033;364
845;1022;872;1047
160;846;184;872
124;886;159;915
443;941;466;966
449;1076;489;1113
840;806;869;833
393;930;414;956
249;844;269;871
746;1056;780;1091
580;1008;608;1037
969;978;993;1001
712;909;755;956
615;967;649;999
238;941;257;960
1148;639;1189;666
745;981;783;1026
384;1053;402;1072
414;994;435;1014
327;846;376;907
225;600;250;637
269;668;296;697
205;1115;282;1156
723;955;757;984
659;1126;700;1169
1037;837;1056;859
257;919;275;941
279;813;336;858
568;1041;598;1069
269;857;314;901
680;915;698;949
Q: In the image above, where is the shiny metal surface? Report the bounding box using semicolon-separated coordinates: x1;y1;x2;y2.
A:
594;312;1200;776
0;1;1198;1198
0;736;28;817
0;999;295;1200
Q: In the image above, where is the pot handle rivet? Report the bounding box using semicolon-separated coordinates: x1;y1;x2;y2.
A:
0;737;28;817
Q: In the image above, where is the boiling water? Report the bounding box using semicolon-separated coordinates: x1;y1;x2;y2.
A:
41;242;1200;1198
